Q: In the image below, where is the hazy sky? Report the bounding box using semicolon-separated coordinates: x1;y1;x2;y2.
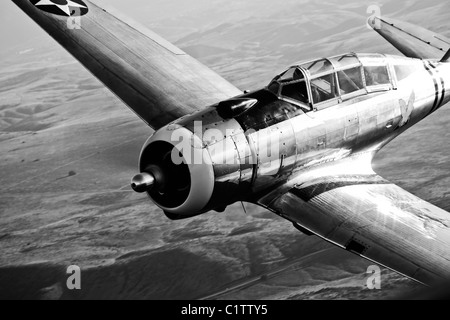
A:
2;0;448;56
1;0;267;45
1;0;159;49
1;0;196;49
1;0;381;50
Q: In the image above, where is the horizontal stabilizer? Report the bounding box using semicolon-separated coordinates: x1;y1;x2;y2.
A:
371;17;450;60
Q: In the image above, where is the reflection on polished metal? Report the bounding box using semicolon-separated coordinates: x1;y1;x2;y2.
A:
217;98;258;118
131;172;155;193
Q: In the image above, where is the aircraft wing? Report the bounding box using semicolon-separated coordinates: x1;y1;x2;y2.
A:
372;17;450;60
12;0;242;129
257;155;450;285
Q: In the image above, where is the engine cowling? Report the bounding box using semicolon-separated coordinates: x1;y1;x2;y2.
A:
131;99;261;218
132;123;216;216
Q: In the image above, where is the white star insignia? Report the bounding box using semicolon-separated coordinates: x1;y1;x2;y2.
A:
35;0;87;16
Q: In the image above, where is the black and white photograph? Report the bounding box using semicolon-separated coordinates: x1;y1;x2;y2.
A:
1;0;449;303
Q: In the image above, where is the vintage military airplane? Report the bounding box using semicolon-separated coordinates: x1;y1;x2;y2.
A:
12;0;450;287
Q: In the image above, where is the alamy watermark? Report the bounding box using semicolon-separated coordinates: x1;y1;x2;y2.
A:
366;265;382;290
66;265;81;290
367;4;382;30
63;264;382;292
67;8;82;30
170;121;281;166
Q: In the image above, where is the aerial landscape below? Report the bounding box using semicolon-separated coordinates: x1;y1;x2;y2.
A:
0;0;449;300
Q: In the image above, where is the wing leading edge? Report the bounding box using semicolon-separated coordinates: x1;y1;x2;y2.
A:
12;0;242;129
259;157;450;285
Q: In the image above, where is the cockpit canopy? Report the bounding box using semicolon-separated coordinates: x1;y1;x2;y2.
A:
268;53;395;111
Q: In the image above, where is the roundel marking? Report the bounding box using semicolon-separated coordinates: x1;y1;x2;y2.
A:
30;0;89;17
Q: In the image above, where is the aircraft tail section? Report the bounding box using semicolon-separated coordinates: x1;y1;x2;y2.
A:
371;17;450;60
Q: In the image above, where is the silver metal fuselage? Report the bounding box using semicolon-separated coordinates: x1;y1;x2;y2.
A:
142;55;450;215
